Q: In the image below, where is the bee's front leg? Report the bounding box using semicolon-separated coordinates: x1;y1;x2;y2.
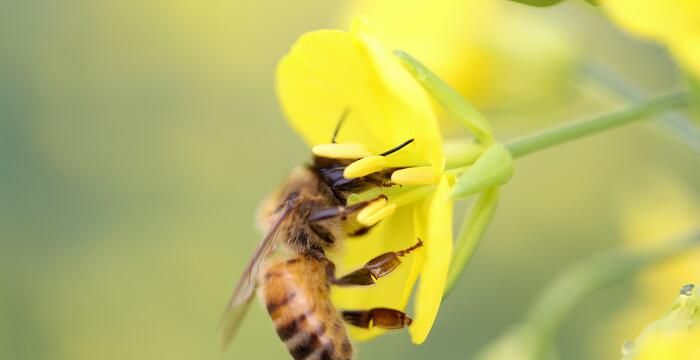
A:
308;195;388;237
326;239;423;286
307;194;387;222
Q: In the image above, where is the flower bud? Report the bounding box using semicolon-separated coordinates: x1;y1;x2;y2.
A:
452;143;514;199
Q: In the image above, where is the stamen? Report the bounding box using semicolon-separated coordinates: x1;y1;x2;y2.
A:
356;197;388;224
391;166;439;185
312;143;372;159
357;203;397;227
343;155;388;179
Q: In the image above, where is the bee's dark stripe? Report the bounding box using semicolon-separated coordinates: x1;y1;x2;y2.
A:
266;291;296;314
264;271;284;280
319;350;333;360
276;307;314;341
318;343;336;360
286;258;301;265
290;333;320;360
276;314;305;341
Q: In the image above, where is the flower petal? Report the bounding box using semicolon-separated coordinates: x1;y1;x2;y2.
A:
329;205;424;341
604;0;700;77
276;21;443;169
410;175;453;344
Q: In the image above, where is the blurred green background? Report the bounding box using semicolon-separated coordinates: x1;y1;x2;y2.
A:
2;1;698;359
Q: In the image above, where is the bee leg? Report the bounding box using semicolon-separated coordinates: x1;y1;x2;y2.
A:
341;308;412;329
329;239;423;286
307;195;387;223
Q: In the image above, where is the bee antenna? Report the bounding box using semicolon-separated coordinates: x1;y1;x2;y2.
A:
331;108;351;143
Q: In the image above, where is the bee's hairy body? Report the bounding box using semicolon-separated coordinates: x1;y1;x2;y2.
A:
257;165;353;360
260;255;351;360
258;166;346;260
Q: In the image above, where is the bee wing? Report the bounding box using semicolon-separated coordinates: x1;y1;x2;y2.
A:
219;204;292;350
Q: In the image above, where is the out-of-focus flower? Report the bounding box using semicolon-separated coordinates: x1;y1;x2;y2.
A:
277;18;453;344
621;284;700;360
337;0;576;110
600;176;700;357
603;0;700;77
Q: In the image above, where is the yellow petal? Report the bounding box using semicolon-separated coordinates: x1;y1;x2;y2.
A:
311;143;373;159
276;21;444;169
410;175;453;344
635;329;700;360
329;205;423;341
670;35;700;78
604;0;700;77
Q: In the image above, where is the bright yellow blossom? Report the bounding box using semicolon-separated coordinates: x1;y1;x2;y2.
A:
622;285;700;360
600;177;700;358
276;19;453;344
337;0;576;109
633;329;700;360
604;0;700;77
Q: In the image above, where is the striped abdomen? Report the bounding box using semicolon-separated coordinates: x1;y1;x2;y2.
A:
260;257;352;360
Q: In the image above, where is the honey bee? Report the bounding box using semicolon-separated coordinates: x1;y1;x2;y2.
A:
220;112;423;360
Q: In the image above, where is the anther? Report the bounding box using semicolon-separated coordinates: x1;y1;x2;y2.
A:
356;197;388;224
343;155;388;179
391;166;439;185
357;203;397;227
312;143;372;159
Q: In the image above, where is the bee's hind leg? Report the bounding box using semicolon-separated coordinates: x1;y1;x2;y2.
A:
327;239;423;286
341;308;412;329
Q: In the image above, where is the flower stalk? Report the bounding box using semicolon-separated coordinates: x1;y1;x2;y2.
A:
504;91;689;158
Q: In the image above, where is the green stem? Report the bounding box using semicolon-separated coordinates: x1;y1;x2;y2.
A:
505;91;689;158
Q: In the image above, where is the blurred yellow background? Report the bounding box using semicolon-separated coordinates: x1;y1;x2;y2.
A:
1;1;698;359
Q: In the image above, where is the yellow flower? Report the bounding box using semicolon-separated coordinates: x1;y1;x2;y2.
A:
622;285;700;360
337;0;576;109
633;329;700;360
276;19;453;344
599;176;700;358
603;0;700;77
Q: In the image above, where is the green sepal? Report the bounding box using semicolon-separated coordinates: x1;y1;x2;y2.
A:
452;143;513;199
394;50;494;143
444;187;499;297
444;141;485;169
